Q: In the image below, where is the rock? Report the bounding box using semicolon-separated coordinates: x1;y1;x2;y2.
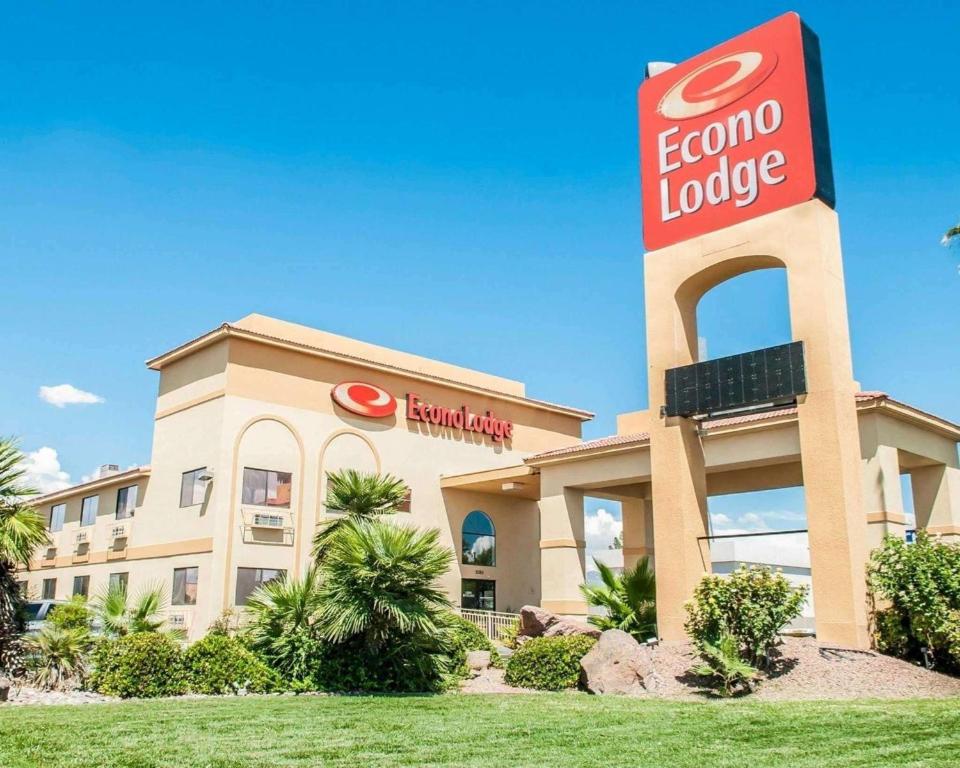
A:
0;677;9;703
579;629;657;695
519;605;556;637
466;650;491;672
519;605;600;640
543;620;601;640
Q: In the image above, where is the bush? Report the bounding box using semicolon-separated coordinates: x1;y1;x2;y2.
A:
24;625;90;690
446;613;501;671
869;532;960;670
89;633;187;698
691;631;759;697
504;635;596;691
684;565;807;668
580;556;657;642
183;634;277;694
47;596;92;634
498;618;521;649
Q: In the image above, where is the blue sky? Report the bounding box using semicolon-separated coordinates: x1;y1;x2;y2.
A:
3;3;957;535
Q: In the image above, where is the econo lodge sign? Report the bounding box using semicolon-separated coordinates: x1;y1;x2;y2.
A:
639;12;835;250
332;381;513;443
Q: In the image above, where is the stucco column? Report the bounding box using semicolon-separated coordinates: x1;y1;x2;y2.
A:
622;497;655;571
862;444;907;552
912;465;960;541
538;482;587;616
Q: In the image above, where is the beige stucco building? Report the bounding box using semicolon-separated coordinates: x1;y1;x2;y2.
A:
20;312;960;642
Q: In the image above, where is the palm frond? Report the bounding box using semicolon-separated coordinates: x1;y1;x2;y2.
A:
0;437;49;566
580;555;657;640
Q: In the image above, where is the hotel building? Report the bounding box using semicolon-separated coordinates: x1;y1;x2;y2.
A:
19;313;960;640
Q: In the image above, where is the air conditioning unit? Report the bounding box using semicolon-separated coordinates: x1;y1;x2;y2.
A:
252;513;285;528
75;531;88;544
168;613;189;630
111;524;128;539
44;546;57;560
98;464;121;478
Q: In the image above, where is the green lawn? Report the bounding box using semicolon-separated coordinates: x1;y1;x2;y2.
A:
2;694;959;767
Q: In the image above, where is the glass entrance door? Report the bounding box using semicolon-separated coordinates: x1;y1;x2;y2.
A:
461;579;495;611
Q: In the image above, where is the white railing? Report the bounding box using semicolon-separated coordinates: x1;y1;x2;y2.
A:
457;608;520;643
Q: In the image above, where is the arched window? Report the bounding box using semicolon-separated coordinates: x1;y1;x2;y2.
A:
462;510;495;566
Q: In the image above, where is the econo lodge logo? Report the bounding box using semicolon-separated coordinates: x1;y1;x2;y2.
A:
331;382;397;418
639;13;835;250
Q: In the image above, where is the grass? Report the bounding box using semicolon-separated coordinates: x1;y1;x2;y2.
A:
2;694;959;767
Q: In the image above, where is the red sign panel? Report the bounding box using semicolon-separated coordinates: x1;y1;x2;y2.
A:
639;13;834;250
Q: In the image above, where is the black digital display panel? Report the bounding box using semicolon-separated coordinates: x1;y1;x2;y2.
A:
664;342;806;418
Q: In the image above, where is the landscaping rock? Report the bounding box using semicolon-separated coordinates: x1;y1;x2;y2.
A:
519;605;555;637
0;676;9;703
579;629;656;695
466;651;491;672
519;605;601;641
543;620;601;640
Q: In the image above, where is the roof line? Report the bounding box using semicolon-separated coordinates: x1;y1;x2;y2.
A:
146;323;594;421
29;466;151;506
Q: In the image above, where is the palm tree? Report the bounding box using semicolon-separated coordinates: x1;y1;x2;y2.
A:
311;469;409;561
314;517;452;649
24;625;90;691
0;437;48;567
943;223;960;246
244;567;324;681
92;582;175;637
580;556;657;642
0;437;49;673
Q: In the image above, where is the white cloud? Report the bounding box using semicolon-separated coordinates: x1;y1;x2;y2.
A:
711;512;733;527
711;509;806;535
38;384;105;408
19;447;72;494
585;507;623;569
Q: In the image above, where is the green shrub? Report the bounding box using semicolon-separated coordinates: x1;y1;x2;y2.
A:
47;596;92;634
869;532;960;670
24;625;90;690
446;613;501;671
580;556;657;642
504;635;596;691
183;634;277;694
684;565;807;667
89;633;186;698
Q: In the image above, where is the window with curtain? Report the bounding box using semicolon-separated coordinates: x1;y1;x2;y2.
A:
462;510;495;566
241;468;292;508
49;503;65;532
172;566;198;605
180;468;207;507
80;496;99;526
72;575;90;597
234;567;285;606
115;485;138;519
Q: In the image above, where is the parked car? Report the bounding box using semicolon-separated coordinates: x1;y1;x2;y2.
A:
24;599;68;632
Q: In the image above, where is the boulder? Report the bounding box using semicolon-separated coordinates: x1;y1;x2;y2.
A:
519;605;601;640
0;676;9;703
543;620;601;640
519;605;555;637
465;650;491;672
579;629;657;695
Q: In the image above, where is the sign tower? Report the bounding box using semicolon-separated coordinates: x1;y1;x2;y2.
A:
639;13;869;648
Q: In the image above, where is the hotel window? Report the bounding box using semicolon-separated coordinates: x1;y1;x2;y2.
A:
235;567;285;606
42;578;56;600
80;496;99;527
49;503;66;532
72;575;90;598
241;468;292;508
172;566;198;605
109;572;129;593
115;485;138;519
180;468;207;508
462;510;495;566
461;579;496;611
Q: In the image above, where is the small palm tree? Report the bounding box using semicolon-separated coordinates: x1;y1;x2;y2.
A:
691;631;759;697
580;556;657;642
314;517;453;650
25;625;90;691
311;470;409;561
0;437;49;673
244;567;324;681
92;582;173;637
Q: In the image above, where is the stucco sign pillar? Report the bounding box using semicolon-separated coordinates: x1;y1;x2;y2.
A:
638;14;870;648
